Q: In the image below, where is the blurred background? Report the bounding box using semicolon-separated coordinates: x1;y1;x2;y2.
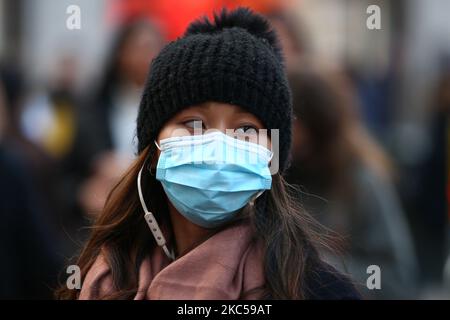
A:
0;0;449;299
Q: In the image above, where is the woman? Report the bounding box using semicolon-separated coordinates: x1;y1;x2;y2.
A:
57;7;359;300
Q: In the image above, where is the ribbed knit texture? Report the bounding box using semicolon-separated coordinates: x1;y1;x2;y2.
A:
136;7;293;172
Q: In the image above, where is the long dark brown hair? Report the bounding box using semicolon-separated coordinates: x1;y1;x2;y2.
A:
56;142;336;299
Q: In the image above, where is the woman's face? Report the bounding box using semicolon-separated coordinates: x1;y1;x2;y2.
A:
153;102;272;239
156;102;271;156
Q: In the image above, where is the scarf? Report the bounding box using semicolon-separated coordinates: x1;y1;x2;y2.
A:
79;221;266;299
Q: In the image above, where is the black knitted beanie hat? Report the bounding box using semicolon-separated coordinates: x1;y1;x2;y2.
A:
136;7;293;172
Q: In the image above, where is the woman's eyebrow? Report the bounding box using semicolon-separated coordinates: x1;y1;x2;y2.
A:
232;110;262;119
232;114;264;125
176;110;205;119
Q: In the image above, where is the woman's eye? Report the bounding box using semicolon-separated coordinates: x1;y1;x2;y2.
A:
235;126;258;135
183;120;204;131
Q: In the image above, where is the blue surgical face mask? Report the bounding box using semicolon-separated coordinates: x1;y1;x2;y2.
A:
155;131;273;228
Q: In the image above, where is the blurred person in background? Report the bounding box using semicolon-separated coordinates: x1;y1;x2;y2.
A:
21;54;79;161
17;54;88;256
286;69;419;299
411;66;450;291
0;69;61;299
74;18;164;217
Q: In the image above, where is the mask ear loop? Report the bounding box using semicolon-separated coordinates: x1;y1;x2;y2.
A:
249;190;265;206
137;155;175;261
154;140;162;151
146;140;162;176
